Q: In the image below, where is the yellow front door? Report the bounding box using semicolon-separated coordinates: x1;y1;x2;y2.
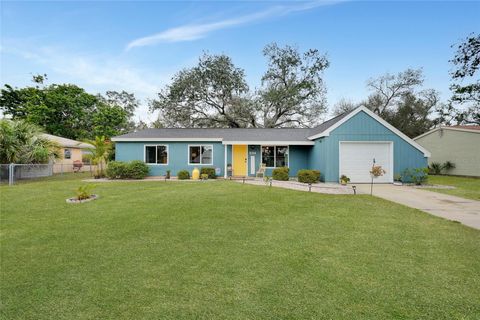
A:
232;145;247;177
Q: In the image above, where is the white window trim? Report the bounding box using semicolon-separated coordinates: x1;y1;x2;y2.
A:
144;144;169;165
64;148;72;159
188;144;214;166
260;145;289;169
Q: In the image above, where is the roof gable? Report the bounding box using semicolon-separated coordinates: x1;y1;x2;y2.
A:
308;106;431;157
414;126;480;140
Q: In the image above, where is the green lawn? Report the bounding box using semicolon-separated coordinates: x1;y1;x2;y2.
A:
428;175;480;200
1;177;479;319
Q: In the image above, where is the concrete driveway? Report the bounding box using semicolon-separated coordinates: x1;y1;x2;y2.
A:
355;184;480;230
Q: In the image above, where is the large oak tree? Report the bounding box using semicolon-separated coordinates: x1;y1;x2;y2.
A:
150;43;330;128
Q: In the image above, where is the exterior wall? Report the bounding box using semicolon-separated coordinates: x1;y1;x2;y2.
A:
246;145;311;177
114;111;428;181
116;141;226;177
115;142;311;177
310;111;428;182
415;129;480;177
53;148;85;173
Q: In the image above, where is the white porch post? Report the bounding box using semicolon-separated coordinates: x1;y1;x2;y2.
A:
224;144;227;179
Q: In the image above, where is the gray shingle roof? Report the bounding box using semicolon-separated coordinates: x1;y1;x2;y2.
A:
113;128;312;141
308;110;353;137
112;109;356;142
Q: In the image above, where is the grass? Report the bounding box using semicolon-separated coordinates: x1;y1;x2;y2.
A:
1;176;479;319
428;175;480;200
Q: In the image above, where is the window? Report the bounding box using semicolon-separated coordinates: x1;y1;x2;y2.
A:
64;148;71;159
145;145;168;164
261;146;289;168
189;145;213;165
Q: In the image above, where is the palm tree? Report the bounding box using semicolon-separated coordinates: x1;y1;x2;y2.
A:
0;119;61;164
83;136;111;178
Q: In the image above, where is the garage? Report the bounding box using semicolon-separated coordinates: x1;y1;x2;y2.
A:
339;142;393;183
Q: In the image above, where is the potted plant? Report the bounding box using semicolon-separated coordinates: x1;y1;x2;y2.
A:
227;163;233;177
370;165;386;195
339;174;350;185
393;173;402;186
166;170;171;179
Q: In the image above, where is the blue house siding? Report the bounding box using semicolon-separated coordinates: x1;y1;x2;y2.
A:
114;111;427;181
115;141;226;176
309;111;428;182
116;142;312;178
245;145;311;177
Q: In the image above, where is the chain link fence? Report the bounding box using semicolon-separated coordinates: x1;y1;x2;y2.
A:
0;163;96;185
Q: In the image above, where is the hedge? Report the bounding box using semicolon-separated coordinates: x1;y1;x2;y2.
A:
177;170;190;180
200;167;216;179
272;167;289;181
297;169;321;183
106;161;149;179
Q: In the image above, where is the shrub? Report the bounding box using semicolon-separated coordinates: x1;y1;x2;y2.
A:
200;167;216;179
75;184;95;200
403;167;429;185
106;161;149;179
429;162;443;175
127;160;149;179
297;169;320;183
443;161;456;173
200;173;209;180
177;170;190;180
340;174;350;184
106;161;128;179
272;167;289;181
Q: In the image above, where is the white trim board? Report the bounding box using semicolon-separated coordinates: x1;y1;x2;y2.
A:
144;144;169;165
187;144;214;166
414;126;480;140
307;106;431;157
112;137;222;142
222;141;314;145
260;145;290;169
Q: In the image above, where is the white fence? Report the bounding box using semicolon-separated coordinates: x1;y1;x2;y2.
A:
0;163;95;185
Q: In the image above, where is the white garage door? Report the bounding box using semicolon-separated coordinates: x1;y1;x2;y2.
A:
339;142;393;183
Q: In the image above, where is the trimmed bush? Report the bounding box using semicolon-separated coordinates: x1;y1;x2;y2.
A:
127;160;149;179
297;169;320;183
200;167;216;179
272;167;289;181
106;161;129;179
402;167;429;185
106;161;149;179
177;170;190;180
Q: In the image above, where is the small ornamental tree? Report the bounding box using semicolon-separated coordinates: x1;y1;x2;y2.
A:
370;165;386;195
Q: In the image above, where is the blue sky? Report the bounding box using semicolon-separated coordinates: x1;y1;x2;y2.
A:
1;1;479;122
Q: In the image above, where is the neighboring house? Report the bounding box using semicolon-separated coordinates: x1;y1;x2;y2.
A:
112;106;430;183
414;126;480;177
42;134;94;173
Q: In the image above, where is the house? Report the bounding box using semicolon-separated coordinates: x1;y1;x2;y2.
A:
112;106;430;183
414;125;480;177
42;134;93;173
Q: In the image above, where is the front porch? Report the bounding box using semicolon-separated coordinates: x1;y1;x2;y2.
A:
223;143;313;178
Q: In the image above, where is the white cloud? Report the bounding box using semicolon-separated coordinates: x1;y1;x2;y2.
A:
2;45;171;121
126;0;341;50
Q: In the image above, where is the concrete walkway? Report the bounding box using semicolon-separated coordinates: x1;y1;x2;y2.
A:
355;184;480;230
234;179;354;194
